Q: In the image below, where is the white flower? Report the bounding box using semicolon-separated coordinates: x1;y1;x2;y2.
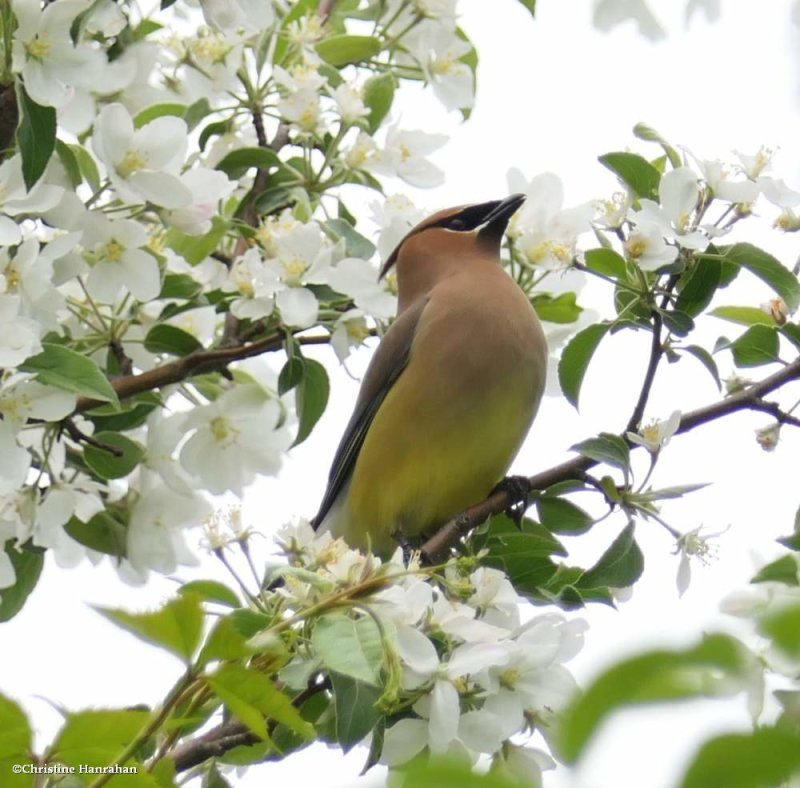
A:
345;131;379;172
199;0;276;33
736;146;775;179
370;128;447;188
595;190;631;230
624;221;678;271
0;295;41;367
0;377;76;427
0;156;63;245
180;385;291;495
674;525;726;596
324;257;396;320
278;89;325;135
164;168;235;236
696;157;759;204
632;167;707;250
331;85;369;125
82;215;161;303
330;309;372;362
508;170;594;271
627;410;681;453
0;238;69;329
126;480;209;575
92;103;191;209
467;567;521;630
755;423;781;452
407;24;474;111
0;421;31;496
370;194;425;261
760;297;789;326
11;0;105;108
593;0;666;41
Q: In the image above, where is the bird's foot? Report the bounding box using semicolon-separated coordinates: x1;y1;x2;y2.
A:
491;475;532;528
392;530;418;566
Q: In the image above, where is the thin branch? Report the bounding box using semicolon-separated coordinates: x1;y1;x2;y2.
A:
73;333;333;413
62;418;124;457
317;0;338;23
625;310;663;433
421;356;800;563
168;678;330;773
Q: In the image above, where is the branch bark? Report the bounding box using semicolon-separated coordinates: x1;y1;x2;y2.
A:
421;356;800;562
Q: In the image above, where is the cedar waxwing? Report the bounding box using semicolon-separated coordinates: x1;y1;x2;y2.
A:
313;195;547;556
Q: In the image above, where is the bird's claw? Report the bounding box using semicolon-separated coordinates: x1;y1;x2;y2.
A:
491;475;532;528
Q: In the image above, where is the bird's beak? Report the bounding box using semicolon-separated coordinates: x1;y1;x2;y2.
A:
478;193;526;241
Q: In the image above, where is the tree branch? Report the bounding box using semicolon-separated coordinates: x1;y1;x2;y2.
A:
74;333;333;413
421;356;800;563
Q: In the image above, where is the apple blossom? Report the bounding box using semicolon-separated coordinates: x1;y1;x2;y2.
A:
627;410;681;453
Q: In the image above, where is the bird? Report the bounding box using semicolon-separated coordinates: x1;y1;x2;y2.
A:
312;194;548;556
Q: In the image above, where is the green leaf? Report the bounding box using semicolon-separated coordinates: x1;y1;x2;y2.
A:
781;322;800;351
144;324;203;357
660;308;694;337
325;218;376;260
532;292;582;324
17;85;56;190
311;613;385;686
316;34;382;66
0;542;44;622
728;324;779;367
558;322;611;408
558;633;752;762
0;692;32;761
584;248;627;278
52;708;149;768
598;152;661;201
69;143;101;190
96;594;204;663
88;393;161;433
160;273;203;300
65;511;128;558
278;356;305;395
579;522;643;589
199;119;232;152
198;615;253;665
718;243;800;310
680;726;800;788
134;102;187;128
710;305;774;326
516;0;536;17
329;671;381;752
362;72;395;134
208;664;313;741
536;496;593;535
21;343;118;405
632;122;682;168
751;555;799;585
84;432;144;480
761;604;800;658
164;217;228;266
293;359;330;447
473;515;564;595
180;580;240;608
682;345;721;390
675;260;721;317
55;139;82;188
397;757;534;788
215;147;280;178
571;433;631;482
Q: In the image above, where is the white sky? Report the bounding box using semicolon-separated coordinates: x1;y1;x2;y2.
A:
4;2;800;787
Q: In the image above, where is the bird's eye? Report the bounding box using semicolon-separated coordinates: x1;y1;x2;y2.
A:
446;217;467;231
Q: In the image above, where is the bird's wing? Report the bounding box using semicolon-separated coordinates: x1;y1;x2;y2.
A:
312;296;429;529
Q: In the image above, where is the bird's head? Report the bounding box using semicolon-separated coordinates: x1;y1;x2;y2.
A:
379;194;525;280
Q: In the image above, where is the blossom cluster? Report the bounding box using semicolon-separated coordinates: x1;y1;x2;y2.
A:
274;520;586;784
0;0;482;594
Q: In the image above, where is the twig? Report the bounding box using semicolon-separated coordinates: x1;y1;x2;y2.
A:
317;0;338;23
625;310;663;433
73;333;333;413
169;678;330;773
62;418;124;457
421;355;800;563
